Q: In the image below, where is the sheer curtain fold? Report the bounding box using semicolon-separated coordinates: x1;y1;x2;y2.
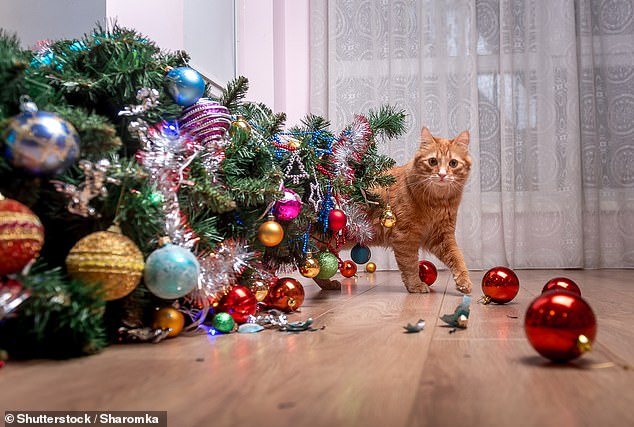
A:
310;0;634;269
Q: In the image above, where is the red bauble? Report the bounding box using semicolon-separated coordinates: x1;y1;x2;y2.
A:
418;260;438;285
266;277;305;312
0;198;45;276
216;285;257;324
525;291;597;362
542;277;581;296
481;266;520;304
340;260;357;278
328;209;347;232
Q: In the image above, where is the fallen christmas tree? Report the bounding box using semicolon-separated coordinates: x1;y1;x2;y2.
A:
0;24;406;359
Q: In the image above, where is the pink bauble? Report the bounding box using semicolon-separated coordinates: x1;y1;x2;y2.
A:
274;188;302;221
178;98;232;146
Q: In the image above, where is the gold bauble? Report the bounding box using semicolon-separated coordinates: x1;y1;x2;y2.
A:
365;262;377;273
380;205;397;228
66;227;145;301
249;279;270;302
287;138;301;149
152;307;185;337
258;215;284;247
229;116;252;138
299;252;321;278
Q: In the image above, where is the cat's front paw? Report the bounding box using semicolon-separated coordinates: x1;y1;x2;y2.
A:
455;273;472;294
405;281;431;293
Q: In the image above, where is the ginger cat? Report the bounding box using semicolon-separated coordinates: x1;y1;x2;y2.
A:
371;127;473;293
315;127;473;294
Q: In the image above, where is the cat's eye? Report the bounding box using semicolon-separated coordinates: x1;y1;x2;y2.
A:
428;158;438;166
449;159;459;168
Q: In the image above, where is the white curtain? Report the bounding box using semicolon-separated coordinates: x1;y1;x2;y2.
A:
310;0;634;270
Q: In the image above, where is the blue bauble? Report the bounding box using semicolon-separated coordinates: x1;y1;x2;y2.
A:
351;244;371;264
144;243;200;299
164;66;205;106
4;111;80;175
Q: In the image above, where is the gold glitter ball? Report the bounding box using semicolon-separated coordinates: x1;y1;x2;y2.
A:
380;205;397;228
66;230;145;301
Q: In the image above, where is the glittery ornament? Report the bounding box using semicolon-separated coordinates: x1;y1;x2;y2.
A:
350;244;371;264
525;291;597;362
248;279;269;302
228;116;252;138
283;151;310;184
4;110;80;175
299;251;321;278
0;196;44;276
315;252;339;279
542;277;581;296
481;266;520;304
164;66;205;106
152;307;185;338
273;187;302;221
266;277;305;312
179;98;232;146
380;205;397;228
65;226;144;301
365;262;377;273
144;242;200;300
211;312;235;333
258;215;284;247
418;260;438;286
340;260;357;278
328;208;347;232
216;285;257;324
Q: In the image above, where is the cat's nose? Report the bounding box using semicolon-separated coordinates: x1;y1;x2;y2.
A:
438;170;447;180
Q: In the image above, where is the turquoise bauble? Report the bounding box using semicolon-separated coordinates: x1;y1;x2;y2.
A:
4;111;80;175
350;244;371;264
144;243;200;299
316;252;339;280
164;67;205;106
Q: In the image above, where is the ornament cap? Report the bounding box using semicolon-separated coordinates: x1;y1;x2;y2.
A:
158;236;172;247
479;295;492;305
577;334;592;353
107;223;122;234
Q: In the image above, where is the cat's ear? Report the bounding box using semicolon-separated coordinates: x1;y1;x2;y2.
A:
419;127;434;148
453;130;470;146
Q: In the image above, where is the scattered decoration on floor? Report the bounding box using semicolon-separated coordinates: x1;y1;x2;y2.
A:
144;240;200;300
211;312;236;333
0;195;45;276
480;266;520;304
351;243;371;264
448;328;457;334
117;326;171;343
525;291;597;362
266;277;305;312
216;285;257;323
237;323;264;333
258;214;284;247
340;260;358;278
151;307;185;338
365;262;377;273
164;66;205;106
0;278;30;321
279;318;315;332
247;310;288;328
506;315;519;319
440;295;471;328
542;277;581;296
418;260;438;286
403;319;426;333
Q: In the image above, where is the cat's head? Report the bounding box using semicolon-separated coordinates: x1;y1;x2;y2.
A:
411;127;472;196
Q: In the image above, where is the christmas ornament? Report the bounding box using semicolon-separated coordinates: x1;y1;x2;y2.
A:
328;208;347;232
340;260;357;278
418;260;438;286
315;252;339;279
65;225;145;301
525;291;597;362
266;277;305;312
440;295;471;328
283;151;310;184
332;115;373;184
247;279;270;302
542;277;581;296
258;215;284;247
4;109;80;175
216;285;257;324
144;242;200;299
299;251;321;278
481;266;520;304
164;66;205;106
51;159;120;217
403;319;426;333
287;138;301;149
179;98;232;146
211;312;235;333
0;196;45;276
365;262;377;273
228;116;252;138
0;278;30;321
380;205;397;228
273;187;302;220
351;244;371;264
152;307;185;338
238;323;264;333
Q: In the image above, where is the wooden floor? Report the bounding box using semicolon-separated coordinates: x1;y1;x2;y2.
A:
1;269;633;427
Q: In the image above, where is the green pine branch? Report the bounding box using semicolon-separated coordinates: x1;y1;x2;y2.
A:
367;105;407;140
